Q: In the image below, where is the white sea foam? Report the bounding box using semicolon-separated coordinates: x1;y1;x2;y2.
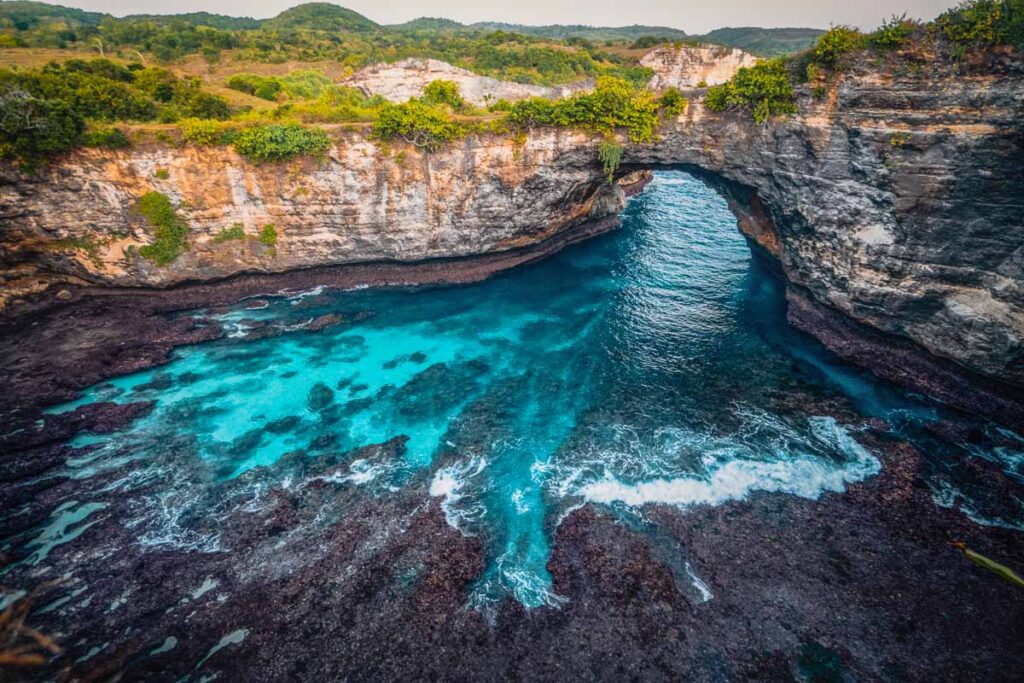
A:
429;457;487;533
578;417;880;508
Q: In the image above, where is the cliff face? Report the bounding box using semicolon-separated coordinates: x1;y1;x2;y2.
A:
641;45;758;89
623;58;1024;390
0;130;621;295
1;55;1022;403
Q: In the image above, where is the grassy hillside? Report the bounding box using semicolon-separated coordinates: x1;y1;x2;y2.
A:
467;22;689;43
262;3;378;32
0;1;104;28
699;27;825;56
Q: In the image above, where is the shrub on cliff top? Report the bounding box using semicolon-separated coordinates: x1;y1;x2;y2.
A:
507;76;660;143
180;118;240;146
82;125;131;149
137;191;190;265
372;100;463;151
232;124;331;162
935;0;1024;49
868;15;918;50
810;26;866;70
704;58;796;125
421;80;465;110
659;87;688;116
0;85;84;164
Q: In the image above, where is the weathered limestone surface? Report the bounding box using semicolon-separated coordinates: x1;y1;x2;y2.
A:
339;57;593;106
1;56;1021;393
641;44;758;89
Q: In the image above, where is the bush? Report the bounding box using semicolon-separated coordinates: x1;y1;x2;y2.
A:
704;58;796;124
372;100;463;151
421;80;464;109
180;118;239;146
487;98;513;112
227;73;282;101
0;86;84;162
259;223;277;246
935;0;1024;48
82;125;130;149
213;223;246;243
659;87;688;115
232;124;331;162
136;191;190;265
180;92;230;120
507;76;660;142
811;26;865;70
869;15;916;49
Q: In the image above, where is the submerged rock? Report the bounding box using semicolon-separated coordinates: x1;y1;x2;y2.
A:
306;383;335;412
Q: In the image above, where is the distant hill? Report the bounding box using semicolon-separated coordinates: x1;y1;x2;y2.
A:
387;16;822;56
697;27;825;56
119;12;261;30
390;17;464;32
466;22;689;43
262;3;378;32
0;1;105;28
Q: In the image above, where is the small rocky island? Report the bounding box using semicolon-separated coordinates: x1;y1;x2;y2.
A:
1;2;1022;680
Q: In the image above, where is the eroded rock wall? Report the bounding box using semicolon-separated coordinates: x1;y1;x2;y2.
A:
641;45;758;89
0;129;620;296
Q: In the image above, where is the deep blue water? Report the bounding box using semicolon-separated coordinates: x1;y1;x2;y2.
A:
27;171;1024;608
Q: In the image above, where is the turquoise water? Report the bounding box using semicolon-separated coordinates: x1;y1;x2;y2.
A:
33;172;1024;608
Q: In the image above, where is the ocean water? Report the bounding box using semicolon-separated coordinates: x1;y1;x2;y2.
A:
26;171;1024;608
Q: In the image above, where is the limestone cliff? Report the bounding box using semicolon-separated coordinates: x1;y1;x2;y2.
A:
1;53;1021;412
641;45;758;89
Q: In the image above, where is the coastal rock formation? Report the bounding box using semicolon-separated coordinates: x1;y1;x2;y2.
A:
0;54;1021;411
641;44;758;89
338;57;593;105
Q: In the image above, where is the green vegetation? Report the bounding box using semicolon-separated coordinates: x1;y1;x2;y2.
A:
226;73;282;101
82;124;130;148
508;76;660;142
2;0;1021;160
154;167;169;179
597;140;623;182
810;26;865;70
0;3;655;87
699;27;825;57
704;58;796;124
0;85;83;163
212;223;246;243
259;223;278;246
232;124;331;162
935;0;1024;49
136;191;189;265
179;118;239;145
421;79;465;109
868;15;916;49
0;57;231;162
43;234;104;264
659;87;688;115
372;100;464;151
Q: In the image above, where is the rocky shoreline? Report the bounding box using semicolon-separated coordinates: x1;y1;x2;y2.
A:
1;235;1022;681
2;370;1022;681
